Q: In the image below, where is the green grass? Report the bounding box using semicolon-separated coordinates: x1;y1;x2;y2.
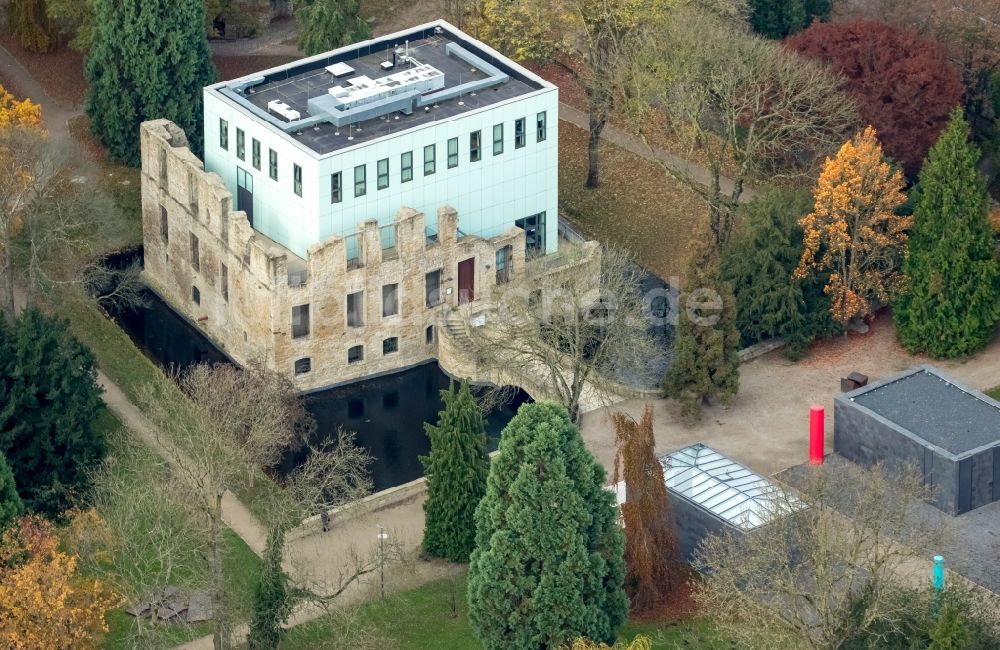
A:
987;386;1000;401
279;571;727;649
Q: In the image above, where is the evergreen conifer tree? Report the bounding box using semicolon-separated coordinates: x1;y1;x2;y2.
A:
749;0;830;40
663;233;741;419
296;0;371;57
247;528;292;650
895;109;1000;357
468;403;626;650
85;0;215;165
0;452;22;531
419;380;488;562
0;308;105;514
928;603;970;650
722;189;841;358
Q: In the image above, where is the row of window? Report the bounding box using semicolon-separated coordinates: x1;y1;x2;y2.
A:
293;325;435;376
290;270;444;339
183;226;229;304
219;119;292;192
218;111;548;203
331;112;547;202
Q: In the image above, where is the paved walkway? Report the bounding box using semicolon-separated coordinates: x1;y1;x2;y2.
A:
0;41;78;142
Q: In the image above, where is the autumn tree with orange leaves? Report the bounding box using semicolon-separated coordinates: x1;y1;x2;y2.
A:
0;515;122;649
794;127;909;327
612;406;682;617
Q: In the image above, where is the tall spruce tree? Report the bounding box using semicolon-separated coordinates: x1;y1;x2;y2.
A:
0;308;105;514
895;109;1000;357
663;233;741;419
296;0;371;57
721;189;841;359
0;452;22;531
419;380;489;563
749;0;830;40
468;403;626;650
85;0;215;165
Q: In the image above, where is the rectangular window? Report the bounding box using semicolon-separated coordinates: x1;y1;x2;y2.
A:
346;233;363;270
160;206;168;243
294;358;311;375
382;284;398;317
470;130;481;162
425;269;442;307
537;111;547;142
292;304;310;338
252;138;261;170
236;128;245;160
401;151;413;182
188;171;198;211
190;233;200;271
293;164;302;197
493;123;503;155
220;263;229;302
269;149;278;181
192;286;200;305
515;118;526;148
348;345;364;364
447;137;458;168
382;337;399;355
423;144;436;175
219;118;228;150
496;245;512;284
426;325;434;344
158;148;167;185
347;291;364;327
380;224;397;260
377;157;389;190
330;172;342;203
354;164;366;197
515;211;547;258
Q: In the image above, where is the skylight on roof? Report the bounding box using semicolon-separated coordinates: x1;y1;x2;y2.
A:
659;444;804;531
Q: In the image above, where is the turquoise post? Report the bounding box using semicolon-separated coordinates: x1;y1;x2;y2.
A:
932;555;944;591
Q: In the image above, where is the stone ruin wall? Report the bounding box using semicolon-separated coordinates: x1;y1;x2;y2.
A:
140;119;529;391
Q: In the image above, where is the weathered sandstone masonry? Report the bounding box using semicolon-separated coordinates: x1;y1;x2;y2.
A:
141;119;531;391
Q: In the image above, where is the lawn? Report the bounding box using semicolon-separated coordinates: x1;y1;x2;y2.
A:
988;386;1000;401
280;571;728;649
558;122;707;281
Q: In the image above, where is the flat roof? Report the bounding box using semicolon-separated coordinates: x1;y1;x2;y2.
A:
658;444;803;531
208;21;550;156
851;367;1000;456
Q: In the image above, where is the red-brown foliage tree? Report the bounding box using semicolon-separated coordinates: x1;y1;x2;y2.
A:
785;20;964;176
611;406;682;617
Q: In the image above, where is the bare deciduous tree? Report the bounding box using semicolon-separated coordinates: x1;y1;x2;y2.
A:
630;7;857;246
459;245;658;422
1;129;143;317
139;363;373;649
695;462;949;649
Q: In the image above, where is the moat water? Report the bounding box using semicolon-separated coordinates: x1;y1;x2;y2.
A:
106;252;530;491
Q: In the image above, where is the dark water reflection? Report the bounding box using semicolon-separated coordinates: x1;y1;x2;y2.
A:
111;284;529;492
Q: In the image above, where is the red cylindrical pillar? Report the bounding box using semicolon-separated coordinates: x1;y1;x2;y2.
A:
809;404;825;465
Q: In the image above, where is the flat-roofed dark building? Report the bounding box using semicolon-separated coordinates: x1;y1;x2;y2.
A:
835;365;1000;515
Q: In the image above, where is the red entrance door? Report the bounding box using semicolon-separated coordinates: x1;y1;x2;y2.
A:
458;258;475;304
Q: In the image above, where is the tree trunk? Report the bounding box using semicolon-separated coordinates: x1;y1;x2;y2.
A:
211;493;226;650
1;245;14;322
586;113;607;189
